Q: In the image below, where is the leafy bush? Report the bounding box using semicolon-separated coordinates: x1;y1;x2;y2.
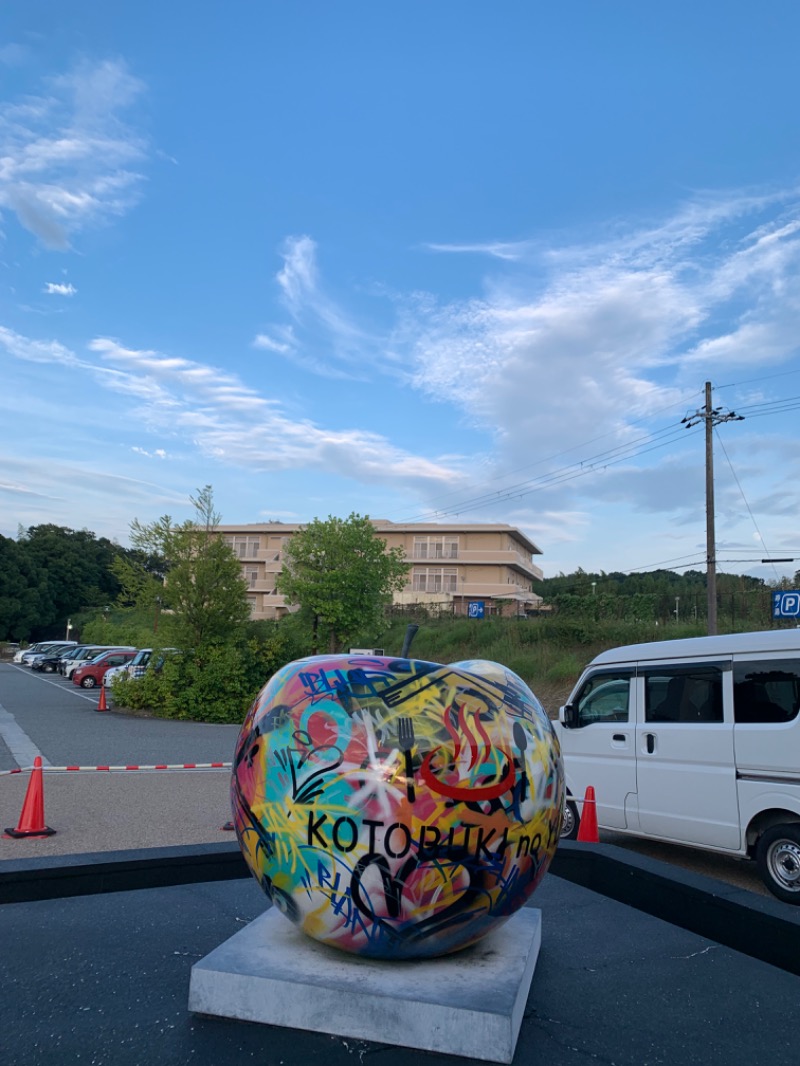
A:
113;630;299;724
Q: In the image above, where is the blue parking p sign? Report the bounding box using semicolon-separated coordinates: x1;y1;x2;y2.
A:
468;601;485;619
772;591;800;618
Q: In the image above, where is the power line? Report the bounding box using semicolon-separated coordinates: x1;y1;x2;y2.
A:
716;368;800;390
389;388;707;523
715;428;779;583
401;421;699;522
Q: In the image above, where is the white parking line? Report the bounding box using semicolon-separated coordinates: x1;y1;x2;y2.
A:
6;663;101;703
0;701;48;766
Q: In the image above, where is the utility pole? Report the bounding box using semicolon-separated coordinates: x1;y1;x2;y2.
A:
682;382;744;636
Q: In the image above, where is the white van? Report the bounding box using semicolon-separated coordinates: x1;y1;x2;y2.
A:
556;629;800;903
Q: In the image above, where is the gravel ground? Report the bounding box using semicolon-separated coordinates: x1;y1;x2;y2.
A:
1;768;235;857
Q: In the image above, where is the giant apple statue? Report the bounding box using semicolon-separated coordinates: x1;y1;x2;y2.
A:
230;653;564;959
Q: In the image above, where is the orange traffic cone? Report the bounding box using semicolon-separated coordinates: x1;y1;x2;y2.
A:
3;756;56;838
97;685;108;712
576;785;599;843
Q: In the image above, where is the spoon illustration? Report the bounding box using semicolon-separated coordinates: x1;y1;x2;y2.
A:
513;721;528;803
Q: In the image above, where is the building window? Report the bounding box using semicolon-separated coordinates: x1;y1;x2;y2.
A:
245;567;259;589
412;567;458;593
246;593;258;613
225;535;260;559
413;536;459;560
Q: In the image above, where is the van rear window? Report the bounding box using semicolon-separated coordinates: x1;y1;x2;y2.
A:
734;660;800;723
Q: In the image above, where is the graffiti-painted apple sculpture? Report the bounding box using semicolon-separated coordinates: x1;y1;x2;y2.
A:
230;654;564;960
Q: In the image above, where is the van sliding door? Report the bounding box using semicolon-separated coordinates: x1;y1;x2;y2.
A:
636;663;739;850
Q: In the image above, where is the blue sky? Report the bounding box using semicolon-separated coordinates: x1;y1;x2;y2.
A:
3;2;800;582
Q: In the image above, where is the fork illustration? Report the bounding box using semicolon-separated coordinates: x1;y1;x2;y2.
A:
397;717;417;804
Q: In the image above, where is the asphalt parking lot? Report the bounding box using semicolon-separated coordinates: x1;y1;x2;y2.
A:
0;662;239;857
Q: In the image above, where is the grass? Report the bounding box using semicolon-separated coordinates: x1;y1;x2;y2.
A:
378;615;714;715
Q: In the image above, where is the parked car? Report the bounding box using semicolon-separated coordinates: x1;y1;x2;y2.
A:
30;646;78;673
102;662;133;689
72;649;137;689
126;647;179;679
58;644;100;675
25;650;58;670
63;645;131;679
14;640;77;665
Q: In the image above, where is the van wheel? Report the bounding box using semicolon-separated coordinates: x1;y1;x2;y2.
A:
560;799;580;840
756;825;800;903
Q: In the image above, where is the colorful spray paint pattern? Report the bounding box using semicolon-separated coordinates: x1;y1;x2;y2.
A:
230;655;564;959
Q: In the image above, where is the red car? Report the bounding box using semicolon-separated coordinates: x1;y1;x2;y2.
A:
72;649;137;689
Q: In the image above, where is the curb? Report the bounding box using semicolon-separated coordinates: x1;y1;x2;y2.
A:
0;842;248;903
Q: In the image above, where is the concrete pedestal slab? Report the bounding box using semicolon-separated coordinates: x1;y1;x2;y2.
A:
189;906;542;1063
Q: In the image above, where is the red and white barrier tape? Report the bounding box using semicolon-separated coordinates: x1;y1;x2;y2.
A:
0;761;231;776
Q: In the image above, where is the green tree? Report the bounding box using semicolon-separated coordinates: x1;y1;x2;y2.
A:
0;534;44;640
13;525;129;640
277;513;409;653
126;486;250;649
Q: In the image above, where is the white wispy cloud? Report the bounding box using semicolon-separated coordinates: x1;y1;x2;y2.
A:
0;449;188;535
132;446;167;459
0;324;78;365
405;194;800;458
424;239;533;261
0;58;148;249
253;332;292;354
85;337;465;491
43;281;77;296
266;235;376;376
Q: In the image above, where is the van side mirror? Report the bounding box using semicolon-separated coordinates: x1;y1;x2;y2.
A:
560;703;578;729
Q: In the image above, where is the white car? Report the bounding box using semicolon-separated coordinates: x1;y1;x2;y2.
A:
15;640;77;665
103;662;132;689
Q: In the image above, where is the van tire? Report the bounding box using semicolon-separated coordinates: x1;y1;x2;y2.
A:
561;799;580;840
755;825;800;903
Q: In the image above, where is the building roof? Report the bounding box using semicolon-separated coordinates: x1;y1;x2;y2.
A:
215;520;542;556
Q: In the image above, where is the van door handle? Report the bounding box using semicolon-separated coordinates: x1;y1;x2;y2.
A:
645;733;655;754
612;734;626;742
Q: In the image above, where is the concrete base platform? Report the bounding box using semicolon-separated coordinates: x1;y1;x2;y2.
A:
189;907;542;1063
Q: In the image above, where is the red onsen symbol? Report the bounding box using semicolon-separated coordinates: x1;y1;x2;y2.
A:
418;701;516;801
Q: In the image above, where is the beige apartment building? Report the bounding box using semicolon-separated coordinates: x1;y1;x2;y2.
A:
216;520;544;621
